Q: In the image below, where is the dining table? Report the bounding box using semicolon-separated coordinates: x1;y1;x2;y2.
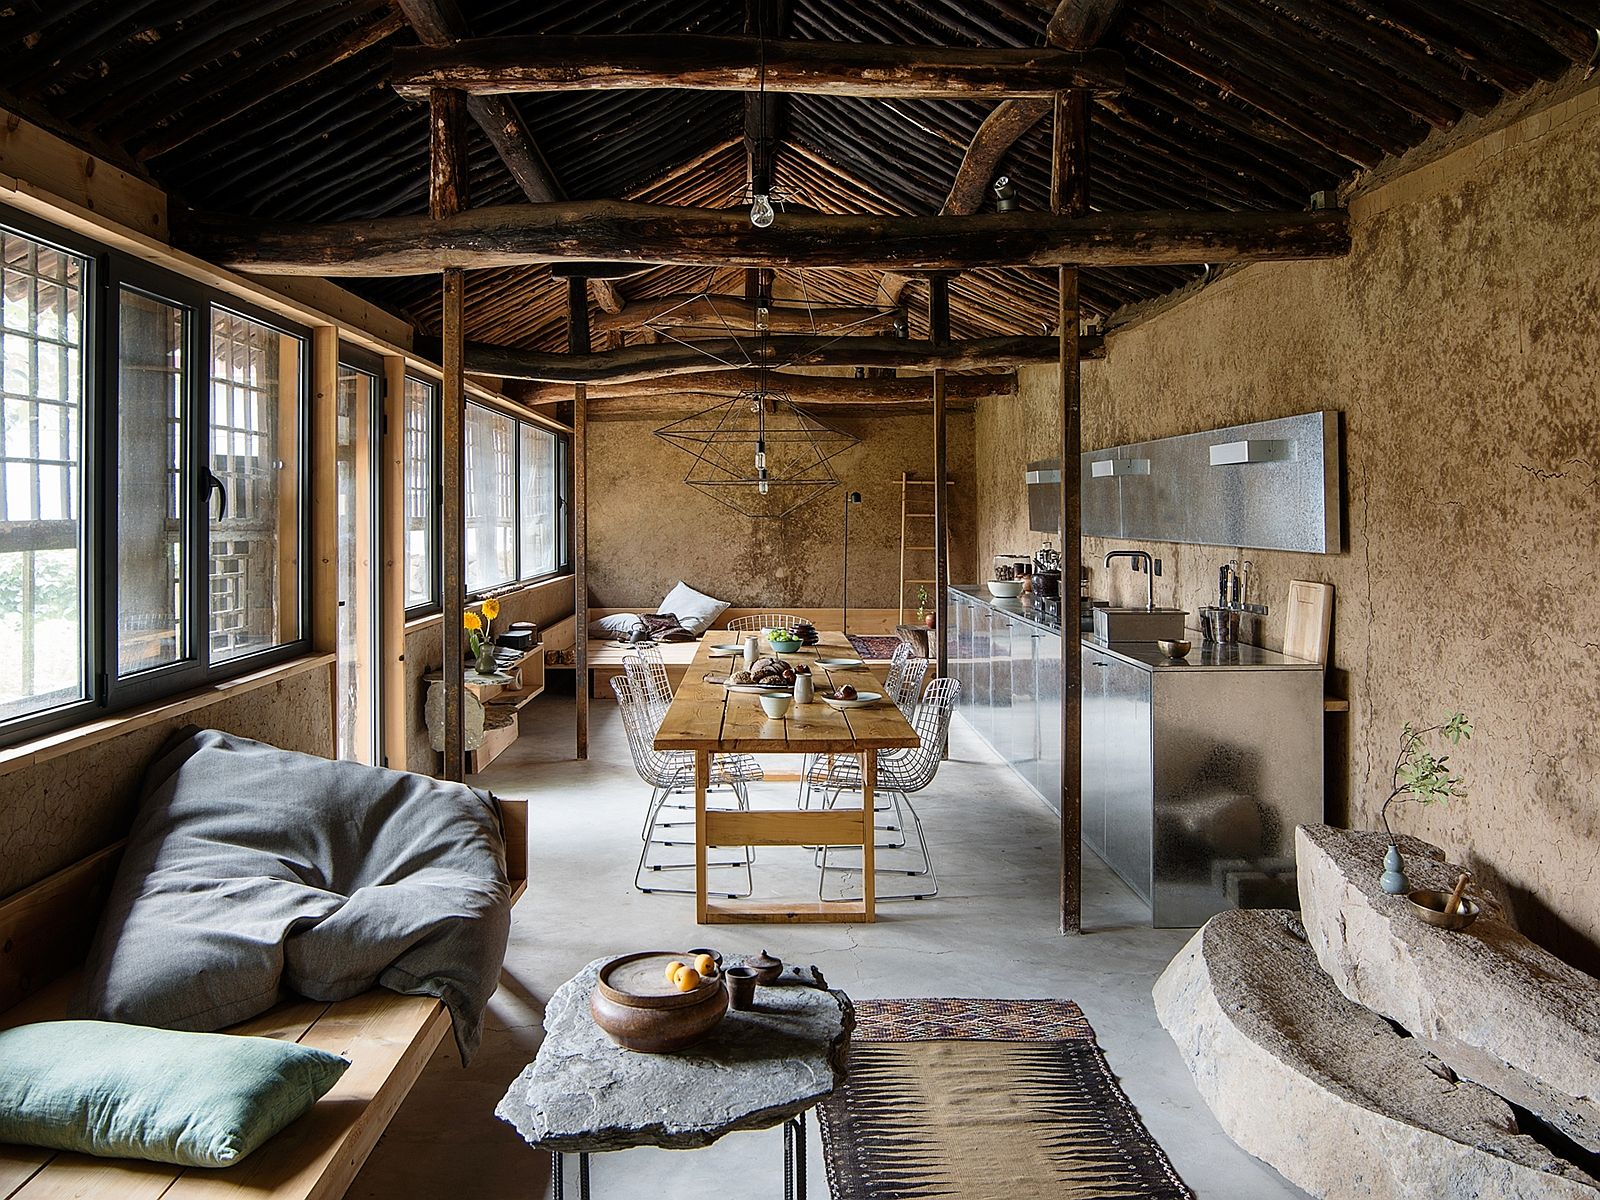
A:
652;631;921;924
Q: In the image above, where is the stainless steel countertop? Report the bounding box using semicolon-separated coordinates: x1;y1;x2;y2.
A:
949;583;1068;634
1082;637;1322;672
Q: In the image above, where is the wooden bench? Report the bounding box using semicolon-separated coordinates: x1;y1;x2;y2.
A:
0;798;527;1200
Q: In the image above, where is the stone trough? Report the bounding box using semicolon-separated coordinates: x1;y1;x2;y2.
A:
1156;824;1600;1199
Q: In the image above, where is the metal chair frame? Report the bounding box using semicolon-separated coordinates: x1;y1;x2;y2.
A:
724;612;807;633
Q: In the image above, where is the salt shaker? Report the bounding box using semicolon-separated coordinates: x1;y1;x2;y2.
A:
743;635;760;668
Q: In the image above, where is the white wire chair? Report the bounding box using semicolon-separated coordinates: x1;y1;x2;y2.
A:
808;677;961;901
724;612;807;633
622;646;672;728
799;643;929;813
611;676;761;898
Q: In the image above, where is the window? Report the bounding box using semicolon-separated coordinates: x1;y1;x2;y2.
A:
0;208;312;748
0;228;87;722
208;310;303;663
402;376;437;612
464;402;516;592
519;423;559;579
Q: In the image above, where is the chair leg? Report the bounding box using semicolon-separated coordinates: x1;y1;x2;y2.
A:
815;789;937;901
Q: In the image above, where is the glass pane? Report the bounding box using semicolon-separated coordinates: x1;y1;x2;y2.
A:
465;403;515;592
117;290;187;677
403;377;437;609
335;364;377;763
519;423;558;578
0;228;87;722
208;309;302;664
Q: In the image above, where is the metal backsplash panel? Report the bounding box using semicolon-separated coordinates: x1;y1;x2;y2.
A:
1030;411;1341;554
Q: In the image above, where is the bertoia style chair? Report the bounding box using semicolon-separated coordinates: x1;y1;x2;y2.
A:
808;677;960;901
611;676;761;898
725;612;807;633
799;643;929;814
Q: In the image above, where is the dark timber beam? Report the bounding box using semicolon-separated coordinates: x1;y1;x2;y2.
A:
185;202;1350;276
590;294;900;336
396;0;623;314
391;36;1126;100
569;276;591;762
419;334;1094;385
929;274;951;695
514;369;1017;406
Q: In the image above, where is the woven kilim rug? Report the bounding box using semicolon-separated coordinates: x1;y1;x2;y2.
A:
818;998;1192;1200
847;634;904;661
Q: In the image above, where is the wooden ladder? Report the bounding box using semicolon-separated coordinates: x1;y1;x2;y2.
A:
898;472;953;625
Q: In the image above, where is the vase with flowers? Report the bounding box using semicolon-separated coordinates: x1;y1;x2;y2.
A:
1377;711;1472;894
465;597;502;676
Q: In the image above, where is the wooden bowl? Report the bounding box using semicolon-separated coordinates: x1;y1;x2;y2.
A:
590;951;729;1053
1406;890;1481;931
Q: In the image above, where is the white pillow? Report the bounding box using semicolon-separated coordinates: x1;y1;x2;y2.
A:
658;582;729;636
587;613;646;639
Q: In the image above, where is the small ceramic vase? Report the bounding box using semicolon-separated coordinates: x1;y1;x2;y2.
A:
794;673;814;704
474;642;496;675
724;966;758;1011
743;635;761;669
746;949;782;986
1380;843;1410;894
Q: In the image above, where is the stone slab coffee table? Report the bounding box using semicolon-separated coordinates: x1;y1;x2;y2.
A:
497;958;853;1199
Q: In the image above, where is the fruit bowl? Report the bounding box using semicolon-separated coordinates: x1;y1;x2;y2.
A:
767;634;802;654
986;580;1025;598
590;951;729;1053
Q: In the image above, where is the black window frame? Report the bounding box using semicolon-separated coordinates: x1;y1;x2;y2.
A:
401;373;443;620
0;204;312;750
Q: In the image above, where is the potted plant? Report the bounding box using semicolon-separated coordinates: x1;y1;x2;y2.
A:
1377;711;1472;893
916;583;935;628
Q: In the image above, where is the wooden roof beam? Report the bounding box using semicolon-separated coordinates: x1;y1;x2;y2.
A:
591;294;900;335
513;370;1017;406
391;35;1126;100
415;334;1093;385
184;201;1350;276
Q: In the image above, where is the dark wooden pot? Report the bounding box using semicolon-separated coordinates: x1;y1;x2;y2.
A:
590;951;729;1053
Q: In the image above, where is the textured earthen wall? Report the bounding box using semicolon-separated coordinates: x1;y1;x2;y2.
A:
0;664;335;900
586;413;977;610
978;83;1600;967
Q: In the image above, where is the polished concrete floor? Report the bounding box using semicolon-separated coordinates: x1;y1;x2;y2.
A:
349;695;1307;1199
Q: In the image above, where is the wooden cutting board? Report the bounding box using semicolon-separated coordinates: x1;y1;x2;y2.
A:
1284;580;1333;666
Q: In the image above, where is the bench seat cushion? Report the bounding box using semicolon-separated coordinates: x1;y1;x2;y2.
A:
72;729;512;1062
0;1020;348;1167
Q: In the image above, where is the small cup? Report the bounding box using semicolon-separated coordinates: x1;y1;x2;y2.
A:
724;965;759;1011
758;693;793;719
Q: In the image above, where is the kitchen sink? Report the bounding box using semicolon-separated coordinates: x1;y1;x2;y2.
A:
1092;607;1188;644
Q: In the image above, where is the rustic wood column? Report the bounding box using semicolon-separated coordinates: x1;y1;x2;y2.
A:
569;276;591;760
1053;90;1089;934
928;274;951;689
432;85;469;782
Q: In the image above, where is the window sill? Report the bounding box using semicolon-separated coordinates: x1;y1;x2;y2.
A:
0;653;336;779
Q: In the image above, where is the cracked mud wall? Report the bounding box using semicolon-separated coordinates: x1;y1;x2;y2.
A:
979;83;1600;968
586;412;977;611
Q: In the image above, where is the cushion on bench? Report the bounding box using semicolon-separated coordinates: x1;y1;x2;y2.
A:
72;728;512;1062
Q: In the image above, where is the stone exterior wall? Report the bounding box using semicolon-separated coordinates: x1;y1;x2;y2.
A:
586;412;978;611
977;82;1600;968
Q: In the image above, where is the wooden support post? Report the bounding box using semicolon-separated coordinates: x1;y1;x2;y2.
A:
569;275;591;760
1054;90;1090;935
432;84;469;781
929;274;951;692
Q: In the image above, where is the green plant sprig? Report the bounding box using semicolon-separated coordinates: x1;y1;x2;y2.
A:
1380;711;1472;840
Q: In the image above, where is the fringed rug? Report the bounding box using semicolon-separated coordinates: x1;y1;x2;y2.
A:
818;998;1192;1200
846;634;904;661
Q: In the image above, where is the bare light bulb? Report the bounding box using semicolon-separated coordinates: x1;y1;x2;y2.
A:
750;193;776;228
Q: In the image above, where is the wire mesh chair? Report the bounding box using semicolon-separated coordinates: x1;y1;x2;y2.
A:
810;677;961;901
611;676;761;898
799;643;929;813
623;646;672;728
725;613;807;633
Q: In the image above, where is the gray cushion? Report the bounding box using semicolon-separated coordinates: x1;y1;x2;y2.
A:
659;581;729;636
73;728;512;1062
587;613;646;639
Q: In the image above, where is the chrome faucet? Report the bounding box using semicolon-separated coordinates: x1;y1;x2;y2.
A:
1105;549;1155;612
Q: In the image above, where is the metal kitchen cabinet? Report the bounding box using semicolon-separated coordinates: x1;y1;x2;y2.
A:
989;608;1014;760
1100;653;1155;905
1034;628;1062;812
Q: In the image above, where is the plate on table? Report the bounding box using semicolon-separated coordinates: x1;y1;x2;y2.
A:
820;689;883;710
711;642;745;654
725;682;792;695
816;657;865;669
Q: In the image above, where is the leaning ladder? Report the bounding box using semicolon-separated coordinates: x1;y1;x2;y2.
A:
897;472;953;625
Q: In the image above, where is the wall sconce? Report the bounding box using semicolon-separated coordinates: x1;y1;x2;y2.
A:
1090;457;1150;478
1208;439;1293;466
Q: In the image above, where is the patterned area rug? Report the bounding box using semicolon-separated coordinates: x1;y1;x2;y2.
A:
818;998;1192;1200
847;634;903;661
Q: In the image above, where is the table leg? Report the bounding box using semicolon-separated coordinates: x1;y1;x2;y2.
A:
695;750;710;923
579;1152;591;1200
783;1114;808;1200
860;749;876;921
551;1151;562;1200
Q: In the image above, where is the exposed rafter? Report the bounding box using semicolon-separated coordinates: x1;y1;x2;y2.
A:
513;369;1016;405
184;201;1350;276
391;35;1127;100
590;294;901;336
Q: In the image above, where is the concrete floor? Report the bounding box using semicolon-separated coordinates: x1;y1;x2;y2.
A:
350;695;1307;1200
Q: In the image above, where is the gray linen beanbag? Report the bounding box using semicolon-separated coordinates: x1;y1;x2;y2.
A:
72;728;512;1062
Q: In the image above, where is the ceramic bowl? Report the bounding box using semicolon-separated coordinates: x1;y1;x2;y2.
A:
1406;889;1481;931
986;580;1025;599
768;635;802;654
758;693;794;718
591;951;729;1053
1157;638;1192;659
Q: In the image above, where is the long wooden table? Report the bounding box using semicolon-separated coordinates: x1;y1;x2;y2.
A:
653;632;920;924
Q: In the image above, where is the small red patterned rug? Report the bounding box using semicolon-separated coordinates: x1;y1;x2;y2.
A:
846;634;902;661
819;998;1191;1200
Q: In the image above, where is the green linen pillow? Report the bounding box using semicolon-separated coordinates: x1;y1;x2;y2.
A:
0;1021;349;1168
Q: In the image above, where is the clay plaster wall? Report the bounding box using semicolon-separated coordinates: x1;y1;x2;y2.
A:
979;82;1600;968
0;663;334;900
586;413;977;611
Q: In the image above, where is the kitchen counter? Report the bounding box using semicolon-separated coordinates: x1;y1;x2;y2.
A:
949;583;1067;634
1086;638;1322;672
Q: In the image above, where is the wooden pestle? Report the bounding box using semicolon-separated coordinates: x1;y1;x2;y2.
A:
1445;872;1471;915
